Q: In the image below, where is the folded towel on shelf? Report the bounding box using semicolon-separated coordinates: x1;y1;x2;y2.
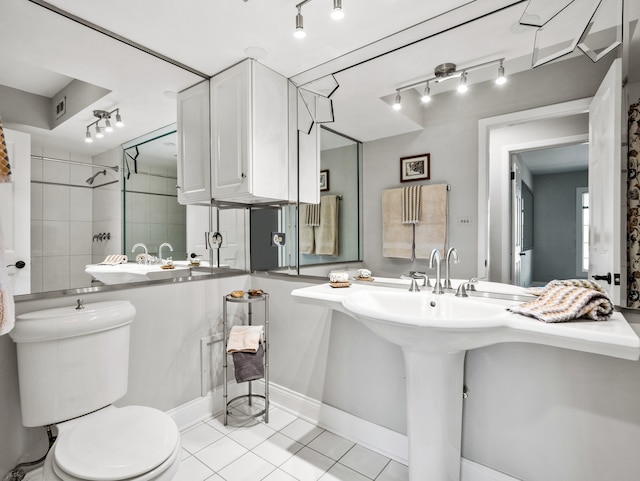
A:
507;285;613;323
415;184;448;259
0;116;11;184
227;325;263;353
232;344;264;383
316;195;339;256
382;188;414;259
98;254;129;265
402;185;422;224
304;203;321;227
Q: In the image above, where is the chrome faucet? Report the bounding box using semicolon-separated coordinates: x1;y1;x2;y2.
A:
444;247;459;290
401;275;421;292
410;271;430;287
455;278;479;298
159;242;174;262
429;249;444;294
132;243;149;265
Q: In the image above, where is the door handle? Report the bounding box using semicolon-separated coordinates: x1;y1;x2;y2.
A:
592;273;612;284
6;261;26;269
519;252;526;256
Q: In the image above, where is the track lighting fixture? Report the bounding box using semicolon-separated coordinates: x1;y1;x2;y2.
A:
391;58;506;111
392;92;402;111
331;0;344;20
294;7;306;38
421;82;431;103
457;72;468;93
495;61;507;85
84;109;124;142
294;0;345;38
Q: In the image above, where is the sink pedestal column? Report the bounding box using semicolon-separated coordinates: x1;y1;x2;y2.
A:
403;348;466;481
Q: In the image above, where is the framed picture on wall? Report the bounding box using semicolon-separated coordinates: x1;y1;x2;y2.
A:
320;169;330;191
400;154;430;182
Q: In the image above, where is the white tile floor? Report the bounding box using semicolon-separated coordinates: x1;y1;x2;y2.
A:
176;406;408;481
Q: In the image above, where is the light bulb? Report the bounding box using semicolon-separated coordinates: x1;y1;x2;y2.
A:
85;129;93;143
421;83;431;103
331;0;344;20
496;63;507;85
294;10;306;38
95;126;104;138
105;118;113;133
115;112;124;127
392;92;402;111
457;72;468;93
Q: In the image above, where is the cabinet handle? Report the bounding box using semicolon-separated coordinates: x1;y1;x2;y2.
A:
176;184;181;189
241;173;246;179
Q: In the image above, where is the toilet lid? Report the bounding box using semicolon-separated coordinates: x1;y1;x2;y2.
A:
54;406;179;481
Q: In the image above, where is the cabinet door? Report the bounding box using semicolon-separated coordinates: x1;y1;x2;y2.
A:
211;61;251;198
177;80;211;204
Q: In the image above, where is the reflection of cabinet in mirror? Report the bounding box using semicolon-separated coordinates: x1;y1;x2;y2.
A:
177;59;289;206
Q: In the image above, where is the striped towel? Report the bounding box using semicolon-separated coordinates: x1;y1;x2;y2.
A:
304;203;321;227
508;285;613;323
401;185;421;224
0;116;11;184
525;278;606;296
98;255;128;265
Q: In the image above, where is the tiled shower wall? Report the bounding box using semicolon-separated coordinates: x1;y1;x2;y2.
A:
30;146;121;293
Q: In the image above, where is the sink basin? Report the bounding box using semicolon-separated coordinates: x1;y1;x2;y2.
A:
342;290;511;351
85;263;191;285
292;280;640;481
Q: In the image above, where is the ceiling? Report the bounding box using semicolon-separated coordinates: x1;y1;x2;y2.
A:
0;0;637;157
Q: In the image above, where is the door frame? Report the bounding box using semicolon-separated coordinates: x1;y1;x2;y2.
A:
478;98;592;282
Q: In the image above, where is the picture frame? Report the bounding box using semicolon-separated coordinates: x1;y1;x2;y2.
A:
400;154;430;183
320;169;330;191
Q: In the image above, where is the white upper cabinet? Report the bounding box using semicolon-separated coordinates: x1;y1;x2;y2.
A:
177;80;211;205
210;59;289;203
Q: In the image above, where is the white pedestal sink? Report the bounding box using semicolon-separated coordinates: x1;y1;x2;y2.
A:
292;280;640;481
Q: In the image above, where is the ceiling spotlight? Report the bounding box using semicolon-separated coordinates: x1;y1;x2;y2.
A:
294;8;306;38
392;92;402;111
104;118;113;133
496;61;507;85
85;128;93;143
457;72;468;93
331;0;344;20
115;111;124;127
421;82;431;103
95;125;104;138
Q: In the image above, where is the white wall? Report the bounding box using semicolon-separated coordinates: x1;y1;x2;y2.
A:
92;148;122;264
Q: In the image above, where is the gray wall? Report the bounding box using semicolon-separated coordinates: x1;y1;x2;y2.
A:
533;170;588;283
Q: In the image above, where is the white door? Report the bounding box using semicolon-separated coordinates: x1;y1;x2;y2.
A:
511;157;523;286
0;128;31;295
589;58;622;304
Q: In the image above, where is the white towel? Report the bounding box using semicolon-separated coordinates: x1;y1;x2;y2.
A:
402;185;422;224
382;188;414;259
227;325;263;353
98;254;128;265
415;184;448;259
315;195;339;256
0;222;15;336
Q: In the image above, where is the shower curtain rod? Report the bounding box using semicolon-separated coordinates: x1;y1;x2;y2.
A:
31;155;119;172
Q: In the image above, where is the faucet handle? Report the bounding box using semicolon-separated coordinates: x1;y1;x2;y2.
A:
401;275;420;292
409;271;431;287
467;278;478;291
455;283;468;297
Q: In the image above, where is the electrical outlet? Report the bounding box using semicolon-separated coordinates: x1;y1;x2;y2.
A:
458;217;472;226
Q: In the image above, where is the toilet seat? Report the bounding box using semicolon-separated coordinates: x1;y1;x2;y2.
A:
49;406;180;481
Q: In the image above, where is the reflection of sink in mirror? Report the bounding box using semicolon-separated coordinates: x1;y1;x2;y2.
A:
85;264;191;285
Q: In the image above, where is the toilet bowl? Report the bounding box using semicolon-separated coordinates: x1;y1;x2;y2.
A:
42;406;181;481
9;301;181;481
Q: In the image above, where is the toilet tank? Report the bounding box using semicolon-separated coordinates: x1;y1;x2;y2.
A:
10;300;136;427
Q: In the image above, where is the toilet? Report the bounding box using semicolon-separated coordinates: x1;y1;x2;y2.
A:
10;300;181;481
